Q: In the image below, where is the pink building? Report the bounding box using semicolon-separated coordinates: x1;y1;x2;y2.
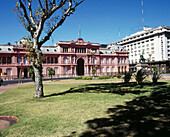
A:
0;38;129;80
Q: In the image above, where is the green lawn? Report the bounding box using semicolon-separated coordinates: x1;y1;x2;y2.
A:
0;81;170;137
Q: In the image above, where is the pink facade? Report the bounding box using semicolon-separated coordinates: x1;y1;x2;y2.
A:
0;38;129;80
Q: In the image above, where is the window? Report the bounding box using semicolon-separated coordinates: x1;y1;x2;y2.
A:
64;57;67;64
88;59;90;64
100;59;103;64
18;57;22;64
63;47;68;53
75;48;86;53
6;68;12;76
121;58;123;63
71;58;74;64
112;58;114;64
64;67;67;74
107;67;109;72
112;67;114;72
101;67;104;73
118;58;120;64
7;57;11;64
55;58;58;63
55;68;58;74
94;58;96;64
106;58;109;64
124;59;126;63
24;57;27;64
47;58;50;64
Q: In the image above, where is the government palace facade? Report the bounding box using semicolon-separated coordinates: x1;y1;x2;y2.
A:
0;38;129;80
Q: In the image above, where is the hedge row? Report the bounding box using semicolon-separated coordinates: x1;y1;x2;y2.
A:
75;76;92;80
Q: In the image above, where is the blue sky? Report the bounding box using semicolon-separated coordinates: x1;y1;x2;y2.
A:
0;0;170;45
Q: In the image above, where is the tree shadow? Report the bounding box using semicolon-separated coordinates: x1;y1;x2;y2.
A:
75;83;170;137
44;82;166;98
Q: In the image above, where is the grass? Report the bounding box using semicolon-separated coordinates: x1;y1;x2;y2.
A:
45;77;123;83
0;81;170;137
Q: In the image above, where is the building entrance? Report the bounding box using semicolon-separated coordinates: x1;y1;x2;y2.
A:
77;58;84;75
24;68;28;78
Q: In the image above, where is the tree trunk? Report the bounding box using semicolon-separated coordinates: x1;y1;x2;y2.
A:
33;64;44;98
32;39;44;98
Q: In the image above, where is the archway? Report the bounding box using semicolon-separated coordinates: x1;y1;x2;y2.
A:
77;58;84;75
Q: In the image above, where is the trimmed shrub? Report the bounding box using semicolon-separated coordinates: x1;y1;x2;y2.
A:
82;76;92;80
111;75;115;78
116;74;122;79
75;77;82;80
152;67;162;85
98;76;111;79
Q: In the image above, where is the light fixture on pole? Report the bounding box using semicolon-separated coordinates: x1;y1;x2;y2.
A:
91;50;95;77
148;53;152;73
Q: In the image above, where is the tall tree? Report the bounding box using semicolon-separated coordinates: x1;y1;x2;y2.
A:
14;0;84;98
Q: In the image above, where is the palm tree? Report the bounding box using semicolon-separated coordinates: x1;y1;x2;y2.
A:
48;68;55;81
134;69;148;87
152;67;162;85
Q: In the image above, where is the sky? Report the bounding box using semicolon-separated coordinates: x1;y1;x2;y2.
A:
0;0;170;46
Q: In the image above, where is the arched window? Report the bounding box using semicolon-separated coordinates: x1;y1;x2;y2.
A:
46;68;50;75
100;59;103;64
24;57;27;64
112;58;114;64
107;67;109;72
64;67;67;74
112;67;114;72
6;68;12;76
118;58;120;64
18;57;22;64
94;58;96;64
64;57;67;64
106;58;109;64
55;67;58;74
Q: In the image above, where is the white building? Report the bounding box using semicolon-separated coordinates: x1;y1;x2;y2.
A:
110;26;170;64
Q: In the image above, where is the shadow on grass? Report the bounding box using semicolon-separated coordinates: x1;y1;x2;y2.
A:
66;83;170;137
44;82;167;98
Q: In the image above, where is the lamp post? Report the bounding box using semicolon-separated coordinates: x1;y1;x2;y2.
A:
71;65;73;77
148;53;152;73
91;50;95;77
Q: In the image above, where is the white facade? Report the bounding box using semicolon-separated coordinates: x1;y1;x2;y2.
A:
109;26;170;64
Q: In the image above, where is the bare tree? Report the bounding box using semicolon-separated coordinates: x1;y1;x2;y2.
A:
14;0;84;98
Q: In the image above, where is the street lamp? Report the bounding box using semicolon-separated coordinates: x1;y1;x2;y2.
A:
71;65;74;76
148;53;152;73
91;50;95;77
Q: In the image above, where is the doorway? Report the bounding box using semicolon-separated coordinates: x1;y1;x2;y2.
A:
24;68;28;78
77;58;84;75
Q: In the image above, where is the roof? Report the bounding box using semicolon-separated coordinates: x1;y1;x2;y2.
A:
0;45;14;52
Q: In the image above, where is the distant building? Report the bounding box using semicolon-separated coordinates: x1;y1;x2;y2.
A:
109;26;170;73
0;38;129;80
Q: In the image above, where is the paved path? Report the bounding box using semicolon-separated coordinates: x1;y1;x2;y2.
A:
0;82;34;94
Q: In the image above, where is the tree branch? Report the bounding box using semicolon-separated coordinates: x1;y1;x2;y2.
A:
28;0;38;28
45;0;48;14
39;0;84;45
38;0;45;13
